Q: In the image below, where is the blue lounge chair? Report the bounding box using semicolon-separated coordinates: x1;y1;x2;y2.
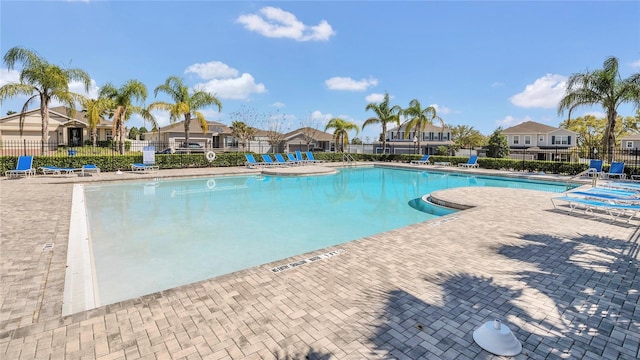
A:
286;153;303;165
585;159;603;177
261;154;281;166
295;150;308;164
411;154;431;165
6;156;35;178
551;196;639;223
39;165;77;175
306;151;325;163
131;163;159;172
245;154;265;168
603;162;626;179
81;164;100;176
274;153;296;166
458;155;479;168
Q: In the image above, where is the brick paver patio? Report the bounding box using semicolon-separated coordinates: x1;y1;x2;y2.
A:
1;164;638;359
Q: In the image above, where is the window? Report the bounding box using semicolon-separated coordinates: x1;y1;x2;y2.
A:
513;135;519;145
524;135;531;145
553;135;570;145
105;130;112;141
626;141;634;148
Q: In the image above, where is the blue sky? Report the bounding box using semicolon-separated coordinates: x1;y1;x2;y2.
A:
1;1;639;141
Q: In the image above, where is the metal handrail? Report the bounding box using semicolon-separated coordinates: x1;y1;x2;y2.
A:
567;168;598;190
343;153;356;165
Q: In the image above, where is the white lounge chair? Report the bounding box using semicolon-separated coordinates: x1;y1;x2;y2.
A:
411;155;431;165
6;156;35;178
458;155;479;168
131;163;159;172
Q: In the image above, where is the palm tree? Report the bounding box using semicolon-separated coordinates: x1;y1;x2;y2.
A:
403;99;443;154
558;56;640;162
100;80;154;154
82;97;113;148
324;117;359;152
230;121;255;151
0;47;91;154
148;76;221;151
363;92;402;154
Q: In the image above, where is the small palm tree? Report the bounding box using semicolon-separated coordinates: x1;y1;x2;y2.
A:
82;97;113;148
148;76;221;150
324;117;359;152
403;99;443;154
558;56;640;161
0;47;91;154
230;121;255;151
100;80;154;154
363;92;402;154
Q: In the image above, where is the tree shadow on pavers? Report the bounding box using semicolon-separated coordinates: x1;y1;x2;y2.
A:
274;349;332;360
497;232;640;359
362;274;535;360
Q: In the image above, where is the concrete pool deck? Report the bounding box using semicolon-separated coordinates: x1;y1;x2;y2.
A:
1;162;639;359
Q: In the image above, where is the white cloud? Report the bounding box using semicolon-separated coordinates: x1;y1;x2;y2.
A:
0;68;20;87
185;61;267;100
429;103;451;115
491;82;504;87
510;74;567;109
271;102;285;108
496;115;533;128
237;6;335;42
185;61;238;79
311;110;333;123
630;59;640;70
365;93;386;103
69;79;99;99
195;74;266;100
325;76;378;91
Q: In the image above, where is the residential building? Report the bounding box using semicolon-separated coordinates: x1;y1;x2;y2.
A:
620;133;640;152
282;127;334;152
501;121;578;161
144;119;233;150
0;106;113;147
383;123;453;154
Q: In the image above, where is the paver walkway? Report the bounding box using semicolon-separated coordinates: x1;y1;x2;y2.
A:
1;164;638;359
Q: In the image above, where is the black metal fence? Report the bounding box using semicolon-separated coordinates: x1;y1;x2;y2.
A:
2;139;639;174
0;139;216;157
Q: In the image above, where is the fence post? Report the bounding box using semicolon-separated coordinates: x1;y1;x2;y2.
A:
23;139;27;156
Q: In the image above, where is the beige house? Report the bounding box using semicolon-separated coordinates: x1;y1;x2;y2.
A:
144;119;233;150
0;106;113;147
501;121;578;161
282;127;334;152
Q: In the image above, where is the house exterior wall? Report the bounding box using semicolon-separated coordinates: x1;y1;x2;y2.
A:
620;135;640;150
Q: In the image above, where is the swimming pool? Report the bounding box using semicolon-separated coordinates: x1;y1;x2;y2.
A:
79;167;570;308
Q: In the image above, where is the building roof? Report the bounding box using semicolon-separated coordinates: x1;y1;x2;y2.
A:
501;121;560;134
154;119;231;134
0;106;112;127
620;133;640;140
284;127;334;141
388;123;447;133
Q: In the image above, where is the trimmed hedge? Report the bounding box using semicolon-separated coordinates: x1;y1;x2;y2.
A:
1;152;638;178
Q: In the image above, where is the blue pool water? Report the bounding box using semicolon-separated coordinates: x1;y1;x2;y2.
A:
84;167;570;305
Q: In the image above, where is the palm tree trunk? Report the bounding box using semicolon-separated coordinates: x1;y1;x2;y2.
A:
40;97;49;156
606;111;617;163
184;113;191;153
381;124;387;155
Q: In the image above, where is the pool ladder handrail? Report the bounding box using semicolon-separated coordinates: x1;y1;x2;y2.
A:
343;153;356;166
566;168;598;190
